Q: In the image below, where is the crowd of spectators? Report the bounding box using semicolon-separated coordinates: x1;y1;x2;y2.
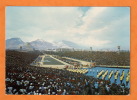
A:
45;51;130;66
6;50;41;67
53;56;81;67
6;50;130;95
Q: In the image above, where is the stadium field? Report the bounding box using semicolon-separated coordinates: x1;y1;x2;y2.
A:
43;56;65;65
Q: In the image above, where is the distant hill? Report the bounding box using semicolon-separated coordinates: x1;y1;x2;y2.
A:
6;38;81;50
61;40;81;49
30;39;57;50
6;38;24;50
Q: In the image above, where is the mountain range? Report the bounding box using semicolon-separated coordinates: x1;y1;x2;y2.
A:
6;38;81;50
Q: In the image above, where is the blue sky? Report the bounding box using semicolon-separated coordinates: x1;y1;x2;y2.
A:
6;7;130;50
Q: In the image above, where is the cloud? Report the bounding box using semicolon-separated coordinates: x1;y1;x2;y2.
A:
69;7;130;50
6;7;130;50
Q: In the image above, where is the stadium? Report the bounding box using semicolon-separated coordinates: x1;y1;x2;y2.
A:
6;49;130;95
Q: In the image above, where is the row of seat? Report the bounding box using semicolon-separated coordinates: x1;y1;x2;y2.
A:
67;69;88;74
97;70;104;78
102;70;108;80
108;71;113;80
114;70;119;80
96;70;130;82
120;71;125;81
67;68;130;82
126;71;130;82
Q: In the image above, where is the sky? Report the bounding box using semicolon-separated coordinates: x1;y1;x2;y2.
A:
6;7;130;50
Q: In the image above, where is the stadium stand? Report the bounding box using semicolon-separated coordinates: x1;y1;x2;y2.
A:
44;51;130;66
6;50;130;95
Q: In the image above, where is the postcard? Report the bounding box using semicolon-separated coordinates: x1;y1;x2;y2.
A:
0;0;137;100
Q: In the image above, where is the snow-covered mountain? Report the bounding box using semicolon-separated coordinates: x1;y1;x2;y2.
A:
61;40;81;49
6;38;81;50
30;39;57;50
22;43;34;51
52;40;81;49
6;38;25;49
52;41;73;48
